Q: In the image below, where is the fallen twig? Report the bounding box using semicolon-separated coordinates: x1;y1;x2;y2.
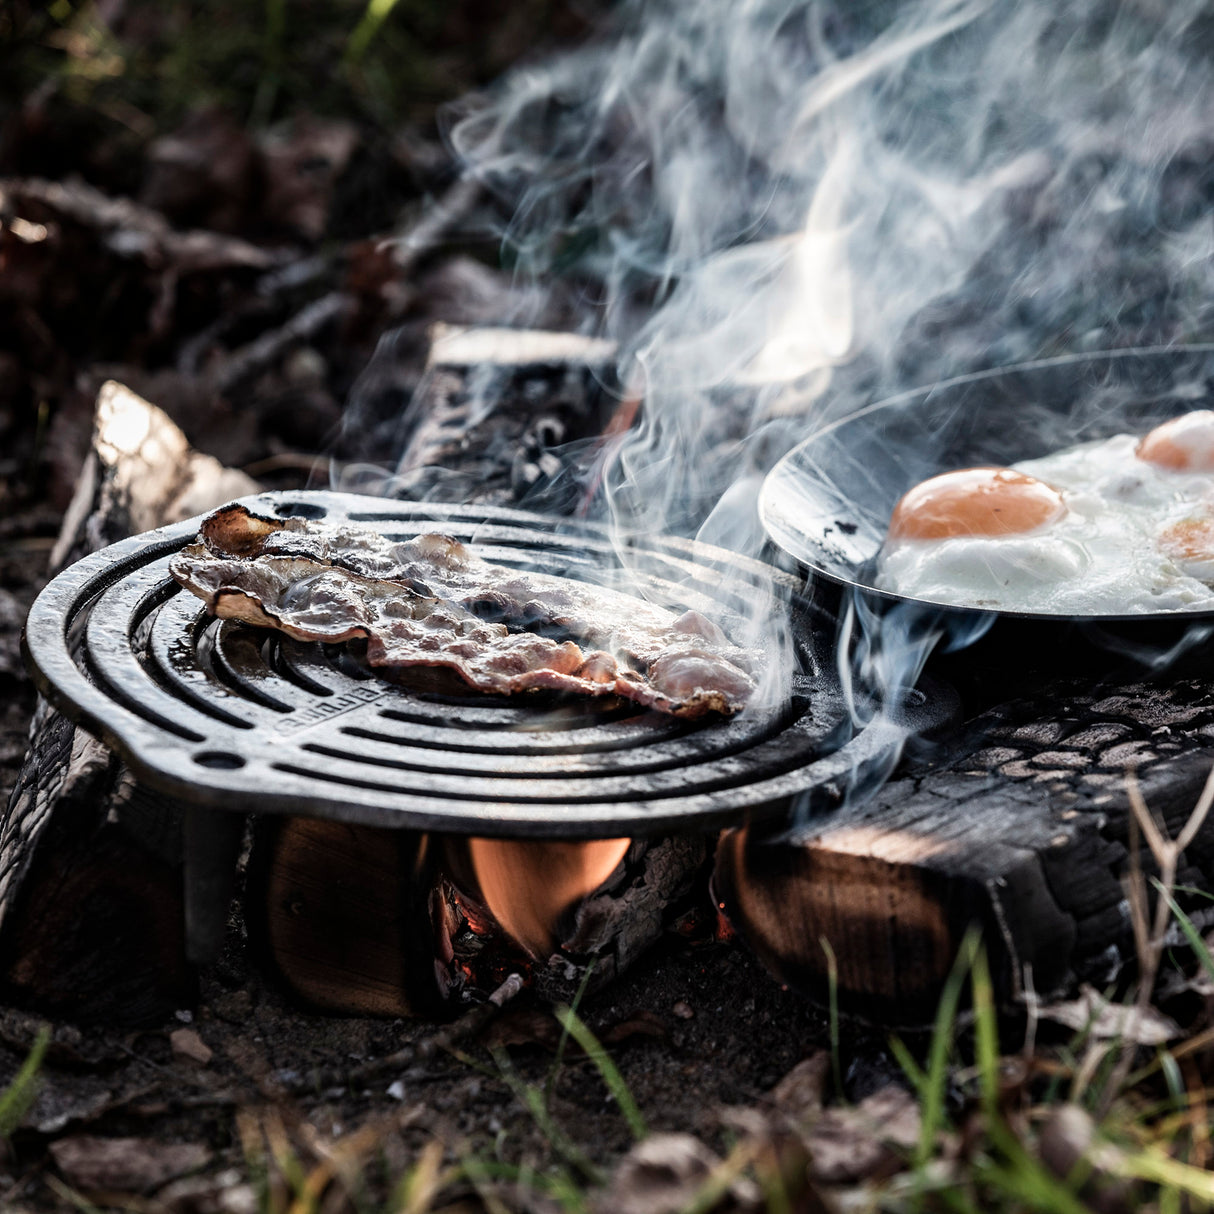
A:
285;973;526;1095
216;292;354;393
0;176;281;274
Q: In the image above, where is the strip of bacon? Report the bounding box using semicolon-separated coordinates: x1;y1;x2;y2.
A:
169;504;760;717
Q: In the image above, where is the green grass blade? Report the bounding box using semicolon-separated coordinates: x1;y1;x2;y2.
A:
819;935;843;1101
554;1005;648;1142
677;1141;756;1214
1113;1145;1214;1201
458;1157;587;1214
1152;878;1214;982
491;1046;603;1185
983;1118;1091;1214
459;1153;513;1214
0;1025;49;1139
889;1033;927;1095
43;1174;104;1214
547;960;596;1101
1157;1048;1185;1113
345;0;404;65
970;944;1000;1118
916;927;980;1167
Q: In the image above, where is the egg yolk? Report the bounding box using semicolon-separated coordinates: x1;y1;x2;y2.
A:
887;467;1066;541
1136;411;1214;471
1159;515;1214;563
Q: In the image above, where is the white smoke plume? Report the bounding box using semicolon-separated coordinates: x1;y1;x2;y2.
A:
426;0;1214;735
448;0;1214;538
334;0;1214;748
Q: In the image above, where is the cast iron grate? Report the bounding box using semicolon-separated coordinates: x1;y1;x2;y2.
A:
21;491;915;838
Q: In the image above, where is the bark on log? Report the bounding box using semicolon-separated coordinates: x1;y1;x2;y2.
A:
0;382;258;1023
715;675;1214;1023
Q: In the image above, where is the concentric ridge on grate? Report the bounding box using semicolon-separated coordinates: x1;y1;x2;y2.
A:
24;491;880;837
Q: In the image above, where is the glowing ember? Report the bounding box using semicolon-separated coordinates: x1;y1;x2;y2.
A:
460;837;632;958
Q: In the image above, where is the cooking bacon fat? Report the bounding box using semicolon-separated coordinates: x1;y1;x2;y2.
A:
169;504;760;717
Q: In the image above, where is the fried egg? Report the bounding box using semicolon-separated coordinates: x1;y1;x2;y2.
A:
875;410;1214;614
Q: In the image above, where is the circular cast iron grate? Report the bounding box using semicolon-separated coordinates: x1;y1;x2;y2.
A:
25;491;900;837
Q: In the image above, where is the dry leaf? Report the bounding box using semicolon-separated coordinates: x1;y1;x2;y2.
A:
1037;984;1181;1044
50;1135;211;1195
603;1010;669;1044
482;1007;562;1050
1038;1105;1135;1214
802;1085;920;1184
770;1052;830;1119
170;1027;213;1066
599;1133;760;1214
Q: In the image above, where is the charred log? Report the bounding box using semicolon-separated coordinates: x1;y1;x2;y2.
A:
0;382;257;1023
716;676;1214;1023
386;324;618;507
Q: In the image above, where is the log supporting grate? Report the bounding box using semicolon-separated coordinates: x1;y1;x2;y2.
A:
23;489;955;985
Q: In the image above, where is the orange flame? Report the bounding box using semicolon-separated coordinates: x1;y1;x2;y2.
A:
464;837;632;958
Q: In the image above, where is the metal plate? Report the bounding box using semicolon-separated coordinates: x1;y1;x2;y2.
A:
21;491;900;838
760;345;1214;622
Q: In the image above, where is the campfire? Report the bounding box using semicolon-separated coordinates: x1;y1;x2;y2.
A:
12;332;1214;1031
8;2;1214;1209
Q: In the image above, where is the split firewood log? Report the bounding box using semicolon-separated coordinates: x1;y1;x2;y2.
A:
0;382;259;1023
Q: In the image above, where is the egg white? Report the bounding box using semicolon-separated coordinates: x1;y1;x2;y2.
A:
875;428;1214;614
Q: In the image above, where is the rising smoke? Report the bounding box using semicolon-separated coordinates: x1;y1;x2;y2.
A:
340;0;1214;758
437;0;1214;785
446;0;1213;538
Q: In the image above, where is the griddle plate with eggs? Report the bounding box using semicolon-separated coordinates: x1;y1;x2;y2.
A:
876;410;1214;614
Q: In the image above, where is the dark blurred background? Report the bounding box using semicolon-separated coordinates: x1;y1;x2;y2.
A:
0;0;607;524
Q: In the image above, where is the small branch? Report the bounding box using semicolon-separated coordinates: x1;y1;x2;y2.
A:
216;292;353;393
385;175;482;280
285;973;526;1095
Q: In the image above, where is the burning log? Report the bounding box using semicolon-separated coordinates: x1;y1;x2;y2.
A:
716;674;1214;1022
447;836;634;959
249;825;707;1015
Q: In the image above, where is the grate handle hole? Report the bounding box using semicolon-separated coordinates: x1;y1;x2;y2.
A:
275;501;327;520
193;750;247;770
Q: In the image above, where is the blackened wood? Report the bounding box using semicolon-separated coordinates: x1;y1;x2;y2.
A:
0;381;259;1023
716;676;1214;1023
391;325;618;506
0;703;195;1023
183;807;245;965
533;833;709;1003
437;833;708;1004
